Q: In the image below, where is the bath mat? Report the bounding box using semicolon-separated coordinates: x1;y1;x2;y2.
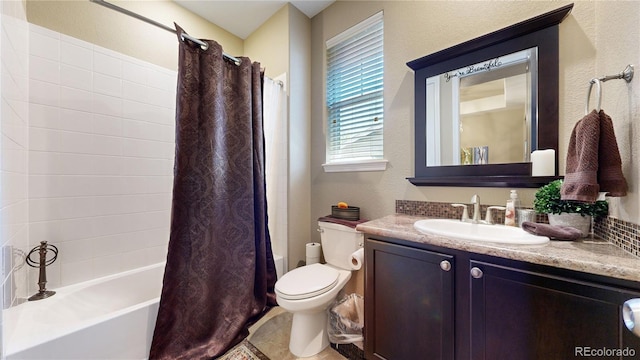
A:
219;340;270;360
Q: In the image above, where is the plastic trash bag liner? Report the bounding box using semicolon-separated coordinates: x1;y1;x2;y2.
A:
328;293;364;344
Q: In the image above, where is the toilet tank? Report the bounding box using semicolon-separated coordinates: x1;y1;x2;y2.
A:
318;221;363;270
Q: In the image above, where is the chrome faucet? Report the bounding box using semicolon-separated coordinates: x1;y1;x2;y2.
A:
451;203;469;222
484;206;506;225
471;194;481;223
452;195;505;225
451;194;480;223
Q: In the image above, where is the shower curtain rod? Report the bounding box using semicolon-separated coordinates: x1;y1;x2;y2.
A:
89;0;241;65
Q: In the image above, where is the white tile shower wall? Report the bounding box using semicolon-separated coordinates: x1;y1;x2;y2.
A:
27;24;175;291
1;5;29;301
1;0;29;355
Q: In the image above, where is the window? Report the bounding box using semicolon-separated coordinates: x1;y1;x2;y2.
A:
324;12;386;172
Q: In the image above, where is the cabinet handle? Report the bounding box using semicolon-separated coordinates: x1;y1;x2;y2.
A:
470;267;483;279
623;299;640;337
440;260;452;272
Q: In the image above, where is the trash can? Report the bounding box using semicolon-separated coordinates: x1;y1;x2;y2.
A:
327;293;364;344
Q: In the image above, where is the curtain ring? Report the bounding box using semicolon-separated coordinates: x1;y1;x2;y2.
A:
585;78;602;115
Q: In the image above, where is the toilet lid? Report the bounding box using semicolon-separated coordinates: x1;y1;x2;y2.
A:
275;264;339;300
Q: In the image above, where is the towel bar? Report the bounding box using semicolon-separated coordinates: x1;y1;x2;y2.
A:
585;64;634;115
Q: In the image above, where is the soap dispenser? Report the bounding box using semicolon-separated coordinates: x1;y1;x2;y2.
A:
504;190;521;226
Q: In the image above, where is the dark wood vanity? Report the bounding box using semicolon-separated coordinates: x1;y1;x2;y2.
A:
360;216;640;360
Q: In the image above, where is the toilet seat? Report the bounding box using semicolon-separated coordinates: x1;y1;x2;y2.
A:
275;264;339;300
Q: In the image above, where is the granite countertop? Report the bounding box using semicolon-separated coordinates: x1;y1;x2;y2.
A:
356;214;640;283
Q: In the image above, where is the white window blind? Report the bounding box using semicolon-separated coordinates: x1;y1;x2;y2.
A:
326;12;384;164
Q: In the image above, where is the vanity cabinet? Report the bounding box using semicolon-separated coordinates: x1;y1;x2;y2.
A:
364;236;640;360
470;260;640;359
364;239;455;360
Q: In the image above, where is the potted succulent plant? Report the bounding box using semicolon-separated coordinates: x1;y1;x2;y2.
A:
533;179;608;236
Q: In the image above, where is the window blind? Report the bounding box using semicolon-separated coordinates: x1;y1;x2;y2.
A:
326;12;383;163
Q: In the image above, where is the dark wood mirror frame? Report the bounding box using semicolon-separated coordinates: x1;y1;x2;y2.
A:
407;4;573;188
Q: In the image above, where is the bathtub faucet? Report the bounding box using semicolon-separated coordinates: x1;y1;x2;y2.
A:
25;241;58;301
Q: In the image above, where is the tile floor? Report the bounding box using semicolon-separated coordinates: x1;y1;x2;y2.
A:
247;307;347;360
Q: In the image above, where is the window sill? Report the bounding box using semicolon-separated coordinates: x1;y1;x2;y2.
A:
322;159;388;173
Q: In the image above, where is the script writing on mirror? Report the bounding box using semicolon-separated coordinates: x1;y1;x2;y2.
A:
444;57;504;82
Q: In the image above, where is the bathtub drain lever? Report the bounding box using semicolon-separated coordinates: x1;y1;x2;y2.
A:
26;241;58;301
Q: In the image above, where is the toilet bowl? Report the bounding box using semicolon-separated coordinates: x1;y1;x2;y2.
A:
275;221;363;357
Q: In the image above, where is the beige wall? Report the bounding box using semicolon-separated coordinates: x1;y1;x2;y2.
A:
287;5;312;270
246;4;312;270
310;1;640;245
244;4;289;78
593;2;640;221
26;0;243;70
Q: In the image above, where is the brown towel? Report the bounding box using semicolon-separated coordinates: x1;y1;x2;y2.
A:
521;221;582;241
597;110;628;196
318;215;368;229
561;109;627;202
562;110;600;202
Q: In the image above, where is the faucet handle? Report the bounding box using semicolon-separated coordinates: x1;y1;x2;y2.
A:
451;204;469;222
484;206;506;224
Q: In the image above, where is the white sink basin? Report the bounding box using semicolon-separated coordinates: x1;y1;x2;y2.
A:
414;219;550;245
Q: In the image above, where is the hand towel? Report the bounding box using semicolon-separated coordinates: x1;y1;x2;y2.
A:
521;221;583;241
597;110;628;196
561;110;600;202
318;215;368;229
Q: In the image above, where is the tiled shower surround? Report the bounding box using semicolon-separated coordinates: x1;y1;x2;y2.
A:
396;200;640;258
1;2;30;353
1;22;176;310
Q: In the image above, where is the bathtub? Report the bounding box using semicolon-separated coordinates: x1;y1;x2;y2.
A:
3;262;164;360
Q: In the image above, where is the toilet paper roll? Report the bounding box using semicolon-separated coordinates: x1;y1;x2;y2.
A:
306;243;321;265
350;248;365;270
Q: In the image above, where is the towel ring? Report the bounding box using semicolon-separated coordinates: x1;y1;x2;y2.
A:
584;65;634;115
585;78;602;115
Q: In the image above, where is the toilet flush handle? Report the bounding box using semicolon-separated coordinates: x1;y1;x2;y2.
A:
317;228;324;233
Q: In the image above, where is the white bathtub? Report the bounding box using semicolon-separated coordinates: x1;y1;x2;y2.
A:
274;253;284;279
3;262;164;360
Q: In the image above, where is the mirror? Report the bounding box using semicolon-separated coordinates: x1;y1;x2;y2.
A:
407;4;573;187
427;47;537;166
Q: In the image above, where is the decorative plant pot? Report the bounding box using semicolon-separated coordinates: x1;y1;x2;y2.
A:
547;213;592;237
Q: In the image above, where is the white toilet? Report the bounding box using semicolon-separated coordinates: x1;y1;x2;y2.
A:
274;221;363;357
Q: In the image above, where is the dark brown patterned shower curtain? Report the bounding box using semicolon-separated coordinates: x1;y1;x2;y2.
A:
149;25;277;359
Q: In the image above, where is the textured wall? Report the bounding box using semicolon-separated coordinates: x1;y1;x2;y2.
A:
287;5;312;270
593;2;640;222
310;1;639;248
244;4;289;79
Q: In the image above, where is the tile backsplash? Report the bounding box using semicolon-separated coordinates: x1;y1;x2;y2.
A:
595;217;640;258
396;200;640;258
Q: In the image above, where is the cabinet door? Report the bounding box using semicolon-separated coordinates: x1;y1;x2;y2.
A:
365;239;454;360
470;260;640;360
